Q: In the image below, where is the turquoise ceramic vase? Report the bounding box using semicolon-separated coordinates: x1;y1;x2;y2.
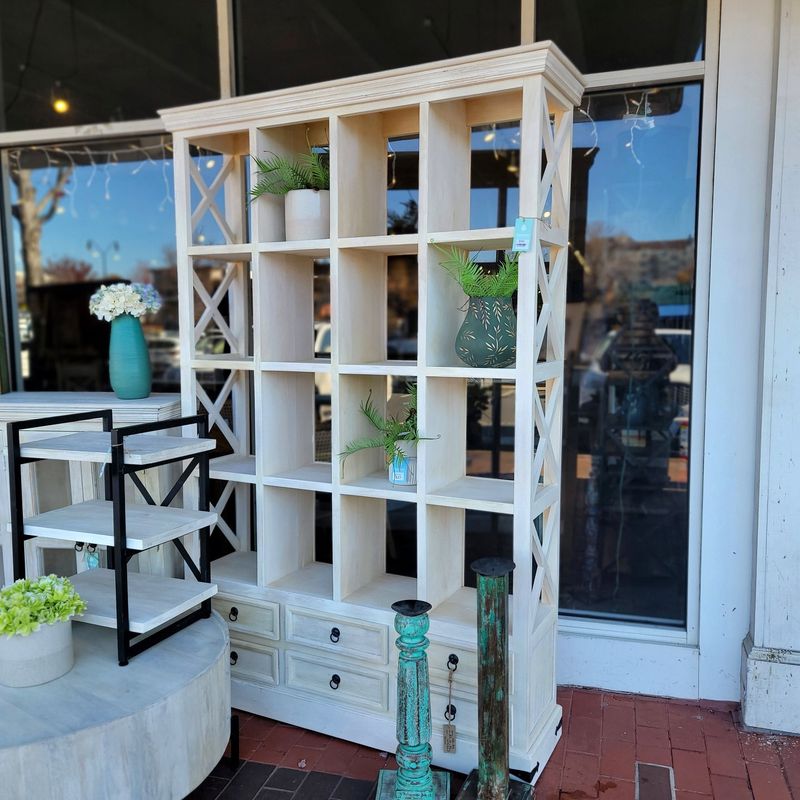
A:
455;295;517;368
108;313;151;399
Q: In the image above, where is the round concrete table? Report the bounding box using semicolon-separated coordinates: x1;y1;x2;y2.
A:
0;613;230;800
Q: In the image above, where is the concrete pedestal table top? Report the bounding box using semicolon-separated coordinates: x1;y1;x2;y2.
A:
0;612;230;800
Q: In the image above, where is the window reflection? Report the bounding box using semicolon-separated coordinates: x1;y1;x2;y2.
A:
6;136;180;392
560;84;701;626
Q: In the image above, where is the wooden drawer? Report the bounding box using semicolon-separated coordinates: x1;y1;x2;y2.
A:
229;639;279;687
213;596;279;640
428;641;513;694
431;686;479;739
285;606;388;664
285;650;389;712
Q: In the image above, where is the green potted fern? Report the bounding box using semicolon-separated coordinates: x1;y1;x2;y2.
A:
340;384;430;486
251;148;330;241
437;247;519;368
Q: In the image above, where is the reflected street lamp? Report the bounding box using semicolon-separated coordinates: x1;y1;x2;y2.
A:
86;240;120;278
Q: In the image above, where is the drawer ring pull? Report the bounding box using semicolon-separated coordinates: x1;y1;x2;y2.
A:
228;607;239;622
330;626;341;643
330;674;341;690
445;703;457;721
447;653;459;671
230;651;239;666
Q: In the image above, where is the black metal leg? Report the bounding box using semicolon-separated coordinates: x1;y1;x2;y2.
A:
8;425;26;581
228;714;240;768
111;429;130;667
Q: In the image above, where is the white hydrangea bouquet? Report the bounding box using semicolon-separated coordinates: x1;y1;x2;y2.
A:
89;282;162;322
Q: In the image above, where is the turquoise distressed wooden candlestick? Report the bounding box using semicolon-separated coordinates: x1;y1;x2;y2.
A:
377;599;450;800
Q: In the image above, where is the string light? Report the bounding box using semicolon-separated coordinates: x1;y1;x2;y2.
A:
52;97;69;114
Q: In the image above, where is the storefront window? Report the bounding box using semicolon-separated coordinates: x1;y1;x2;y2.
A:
5;136;180;392
0;1;218;131
234;0;520;94
559;84;701;626
536;0;706;74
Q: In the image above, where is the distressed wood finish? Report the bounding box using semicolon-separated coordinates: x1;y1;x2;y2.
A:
162;44;583;779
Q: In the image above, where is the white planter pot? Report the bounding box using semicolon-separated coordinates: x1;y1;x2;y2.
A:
285;189;330;241
388;441;417;486
0;619;74;687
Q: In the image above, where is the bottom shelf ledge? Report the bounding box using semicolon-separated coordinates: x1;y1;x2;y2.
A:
70;568;217;634
430;586;515;633
211;550;258;587
269;562;333;599
342;574;417;611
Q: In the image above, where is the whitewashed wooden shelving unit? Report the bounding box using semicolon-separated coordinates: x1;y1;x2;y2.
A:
162;43;583;779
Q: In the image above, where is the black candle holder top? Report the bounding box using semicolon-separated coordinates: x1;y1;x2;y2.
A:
470;557;516;577
391;599;433;617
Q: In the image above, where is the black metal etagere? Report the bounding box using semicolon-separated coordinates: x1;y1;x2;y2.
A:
8;410;216;666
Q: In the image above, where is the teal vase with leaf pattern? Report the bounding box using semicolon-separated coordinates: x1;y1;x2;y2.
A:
455;295;517;368
109;313;151;399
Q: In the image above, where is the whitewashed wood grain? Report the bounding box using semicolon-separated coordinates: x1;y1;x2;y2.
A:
69;568;217;633
24;499;217;550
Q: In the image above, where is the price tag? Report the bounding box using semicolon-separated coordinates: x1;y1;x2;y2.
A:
512;217;534;252
443;723;457;753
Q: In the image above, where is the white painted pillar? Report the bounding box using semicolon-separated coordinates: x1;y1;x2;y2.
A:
742;0;800;734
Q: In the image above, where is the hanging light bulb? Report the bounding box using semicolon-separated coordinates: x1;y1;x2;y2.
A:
51;81;70;114
205;158;216;169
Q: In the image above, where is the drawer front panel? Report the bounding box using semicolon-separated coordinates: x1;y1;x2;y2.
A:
428;642;514;694
431;686;479;739
230;639;279;687
285;606;388;663
285;650;388;712
213;597;279;640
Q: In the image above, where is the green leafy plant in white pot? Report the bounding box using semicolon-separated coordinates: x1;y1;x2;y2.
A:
0;574;86;687
251;149;330;241
340;384;433;486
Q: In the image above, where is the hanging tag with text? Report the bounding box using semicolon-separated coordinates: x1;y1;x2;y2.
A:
512;217;534;252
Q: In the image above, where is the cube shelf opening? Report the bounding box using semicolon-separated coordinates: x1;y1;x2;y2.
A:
264;487;332;598
340;495;417;610
252;120;330;244
336;107;420;239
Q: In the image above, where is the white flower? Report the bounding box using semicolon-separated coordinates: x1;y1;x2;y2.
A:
89;282;163;322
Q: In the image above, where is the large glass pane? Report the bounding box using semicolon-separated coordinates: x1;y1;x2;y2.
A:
5;136;180;391
536;1;706;74
1;1;218;131
560;84;701;626
235;0;520;94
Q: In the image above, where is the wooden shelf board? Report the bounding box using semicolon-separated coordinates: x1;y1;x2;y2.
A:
427;476;514;514
426;366;517;380
263;462;332;491
431;586;514;633
191;354;254;371
24;500;217;550
260;359;331;373
70;568;217;634
210;454;257;484
257;239;331;258
426;227;514;252
338;234;418;255
211;550;258;587
341;471;417;501
343;574;417;611
270;562;333;598
339;360;417;376
20;431;215;465
188;243;252;260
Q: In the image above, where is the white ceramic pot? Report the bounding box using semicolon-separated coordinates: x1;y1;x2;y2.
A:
388;441;417;486
0;619;74;687
284;189;330;241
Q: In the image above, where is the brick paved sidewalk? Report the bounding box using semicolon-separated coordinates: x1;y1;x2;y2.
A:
187;687;800;800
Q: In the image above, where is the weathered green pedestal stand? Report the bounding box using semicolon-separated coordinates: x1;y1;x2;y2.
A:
455;558;533;800
377;600;450;800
